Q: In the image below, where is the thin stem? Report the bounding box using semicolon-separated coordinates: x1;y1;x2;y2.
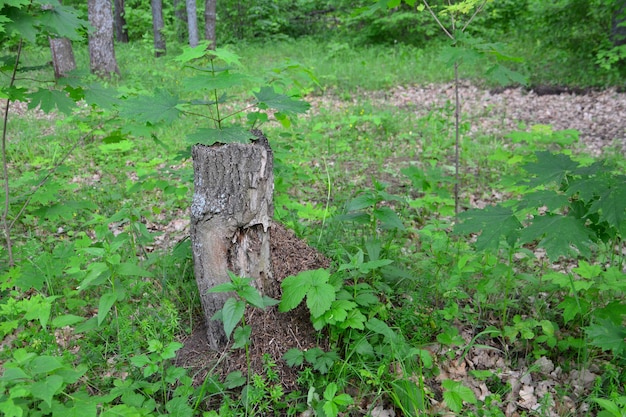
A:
462;0;489;32
210;60;222;128
422;0;454;39
1;39;23;267
454;61;460;218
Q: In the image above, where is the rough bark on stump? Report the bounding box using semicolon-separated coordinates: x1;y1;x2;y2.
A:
190;131;274;350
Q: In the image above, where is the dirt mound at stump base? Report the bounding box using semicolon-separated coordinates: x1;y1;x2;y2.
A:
175;222;330;392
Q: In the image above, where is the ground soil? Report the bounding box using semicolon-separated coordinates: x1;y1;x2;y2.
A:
174;222;330;392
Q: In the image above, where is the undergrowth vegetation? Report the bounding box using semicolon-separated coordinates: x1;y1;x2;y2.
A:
2;2;626;416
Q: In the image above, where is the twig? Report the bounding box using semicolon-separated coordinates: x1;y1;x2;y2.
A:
1;39;23;267
422;0;454;40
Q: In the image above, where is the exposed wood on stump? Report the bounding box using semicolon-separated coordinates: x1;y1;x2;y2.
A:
190;130;274;350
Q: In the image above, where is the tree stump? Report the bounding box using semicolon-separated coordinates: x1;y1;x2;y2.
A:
190;130;274;350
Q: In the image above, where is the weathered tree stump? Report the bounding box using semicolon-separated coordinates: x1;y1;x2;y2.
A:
190;130;274;350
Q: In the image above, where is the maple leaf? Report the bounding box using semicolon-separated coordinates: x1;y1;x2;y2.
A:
253;86;310;115
522;151;580;187
588;177;626;230
39;4;86;41
27;88;75;114
585;318;626;356
454;205;521;250
121;89;182;124
519;213;594;260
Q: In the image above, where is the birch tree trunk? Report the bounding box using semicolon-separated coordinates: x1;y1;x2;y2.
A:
186;0;199;47
204;0;216;49
151;0;166;57
88;0;120;78
190;131;274;350
49;37;76;78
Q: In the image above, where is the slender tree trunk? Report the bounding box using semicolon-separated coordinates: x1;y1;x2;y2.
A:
174;0;188;43
49;37;76;78
612;1;626;46
88;0;120;78
190;131;274;350
186;0;199;47
151;0;166;57
204;0;216;49
113;0;129;42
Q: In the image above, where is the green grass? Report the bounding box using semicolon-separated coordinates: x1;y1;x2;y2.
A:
2;36;626;416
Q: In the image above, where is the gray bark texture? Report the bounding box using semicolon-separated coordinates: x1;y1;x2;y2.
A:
190;131;274;350
113;0;128;42
612;1;626;46
174;0;188;42
204;0;216;49
151;0;166;57
49;37;76;78
186;0;199;47
88;0;120;78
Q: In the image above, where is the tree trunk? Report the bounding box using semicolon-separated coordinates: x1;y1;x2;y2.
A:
174;0;188;42
204;0;216;49
49;37;76;78
612;1;626;46
88;0;120;78
113;0;129;43
190;131;274;351
186;0;199;47
151;0;166;57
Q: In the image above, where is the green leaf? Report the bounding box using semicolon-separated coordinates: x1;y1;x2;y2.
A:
515;190;569;211
346;194;377;211
1;367;30;381
279;270;315;312
0;397;23;417
339;308;366;330
161;342;183;360
455;205;521;250
220;298;245;339
303;269;335;317
174;40;214;63
283;348;304;367
323;400;339;417
121;89;182;124
27;88;76;115
30;356;64;375
366;318;397;341
186;126;255;145
238;285;265;309
523;151;580;187
589;183;626;230
253;86;310;115
520;214;594;260
442;379;477;413
117;262;153;277
39;4;86;40
207;282;236;293
232;325;251;349
586;318;626;356
373;206;405;230
97;292;117;326
592;398;623;417
225;371;246;389
31;375;64;407
51;314;84;328
485;63;528;86
84;83;121;109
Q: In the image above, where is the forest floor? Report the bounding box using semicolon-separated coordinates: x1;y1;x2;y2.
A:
171;84;626;416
